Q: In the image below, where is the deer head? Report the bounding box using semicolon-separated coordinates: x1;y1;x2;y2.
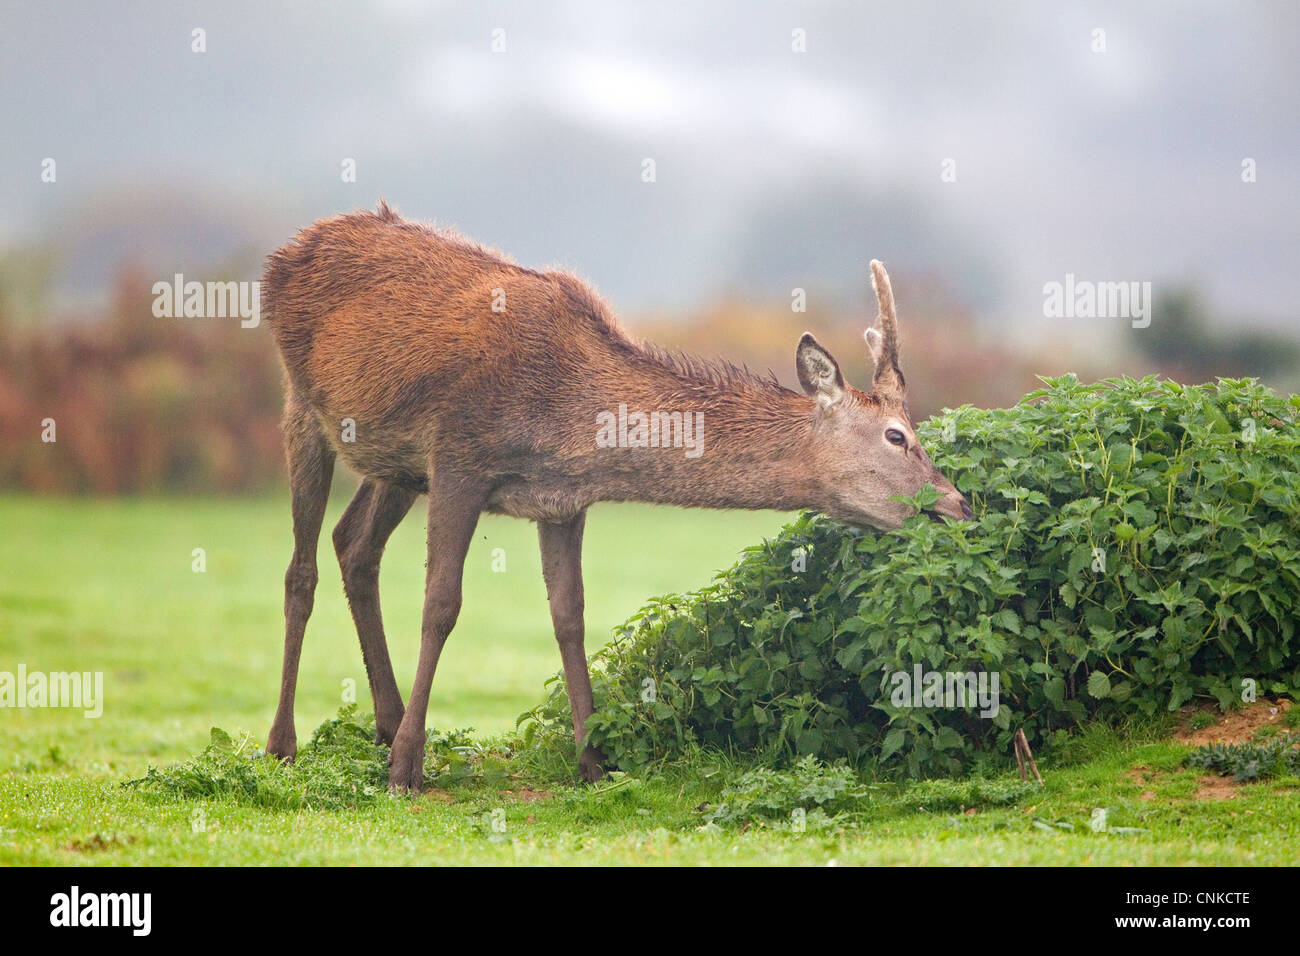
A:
794;260;971;530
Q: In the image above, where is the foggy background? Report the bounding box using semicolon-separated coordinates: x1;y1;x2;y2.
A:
1;0;1297;492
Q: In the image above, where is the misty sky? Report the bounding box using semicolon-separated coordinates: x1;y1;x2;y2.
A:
2;0;1297;334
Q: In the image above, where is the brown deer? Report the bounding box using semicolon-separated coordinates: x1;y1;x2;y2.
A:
262;200;971;791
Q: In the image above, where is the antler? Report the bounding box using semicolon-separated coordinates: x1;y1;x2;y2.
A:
863;259;905;400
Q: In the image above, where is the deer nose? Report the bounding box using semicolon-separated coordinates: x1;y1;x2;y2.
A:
935;488;973;521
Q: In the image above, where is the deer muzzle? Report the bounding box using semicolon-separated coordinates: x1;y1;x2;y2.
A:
932;488;973;521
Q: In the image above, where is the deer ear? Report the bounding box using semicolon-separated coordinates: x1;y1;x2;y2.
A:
796;332;844;408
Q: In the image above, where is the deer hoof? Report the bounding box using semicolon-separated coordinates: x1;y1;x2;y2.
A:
374;712;403;747
266;728;297;762
387;732;425;794
578;749;607;783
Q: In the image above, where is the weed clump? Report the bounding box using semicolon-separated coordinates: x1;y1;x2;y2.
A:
126;707;499;808
1187;733;1300;782
126;707;389;809
704;755;858;825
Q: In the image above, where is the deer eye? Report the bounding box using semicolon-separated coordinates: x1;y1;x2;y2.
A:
885;428;907;447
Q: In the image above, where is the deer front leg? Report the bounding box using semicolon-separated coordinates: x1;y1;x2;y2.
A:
538;511;607;782
388;475;485;793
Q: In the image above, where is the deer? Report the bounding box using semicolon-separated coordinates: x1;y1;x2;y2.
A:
262;200;971;792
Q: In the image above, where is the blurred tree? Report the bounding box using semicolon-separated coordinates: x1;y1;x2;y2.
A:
1137;287;1299;382
0;246;58;327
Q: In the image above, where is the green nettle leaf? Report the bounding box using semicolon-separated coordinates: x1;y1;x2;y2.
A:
992;609;1023;635
895;482;944;512
525;377;1300;778
1043;677;1067;707
881;727;908;760
1067;545;1094;579
933;726;965;751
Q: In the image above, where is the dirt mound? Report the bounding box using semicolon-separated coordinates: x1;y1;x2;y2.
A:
1175;698;1292;747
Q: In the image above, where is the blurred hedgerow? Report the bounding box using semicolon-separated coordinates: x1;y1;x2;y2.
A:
522;376;1300;778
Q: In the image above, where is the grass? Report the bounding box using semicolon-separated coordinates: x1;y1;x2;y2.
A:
2;494;1297;866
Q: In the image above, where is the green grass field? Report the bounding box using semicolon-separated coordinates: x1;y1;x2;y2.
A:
1;495;1296;865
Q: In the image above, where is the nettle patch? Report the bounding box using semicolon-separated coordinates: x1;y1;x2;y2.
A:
1187;733;1300;783
526;377;1300;777
126;707;502;809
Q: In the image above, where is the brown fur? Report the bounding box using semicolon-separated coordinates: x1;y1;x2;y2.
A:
263;200;969;790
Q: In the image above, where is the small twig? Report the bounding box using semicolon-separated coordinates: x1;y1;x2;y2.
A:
1014;728;1044;784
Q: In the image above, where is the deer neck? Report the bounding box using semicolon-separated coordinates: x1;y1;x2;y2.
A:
584;360;824;512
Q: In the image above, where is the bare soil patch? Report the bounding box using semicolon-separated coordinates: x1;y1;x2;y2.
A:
1193;776;1240;802
503;787;553;803
1175;698;1292;747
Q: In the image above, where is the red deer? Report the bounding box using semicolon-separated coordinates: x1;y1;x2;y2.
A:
262;200;971;791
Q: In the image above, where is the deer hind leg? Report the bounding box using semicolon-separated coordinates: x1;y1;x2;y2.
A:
388;470;486;793
266;396;335;761
333;477;417;745
538;511;607;782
